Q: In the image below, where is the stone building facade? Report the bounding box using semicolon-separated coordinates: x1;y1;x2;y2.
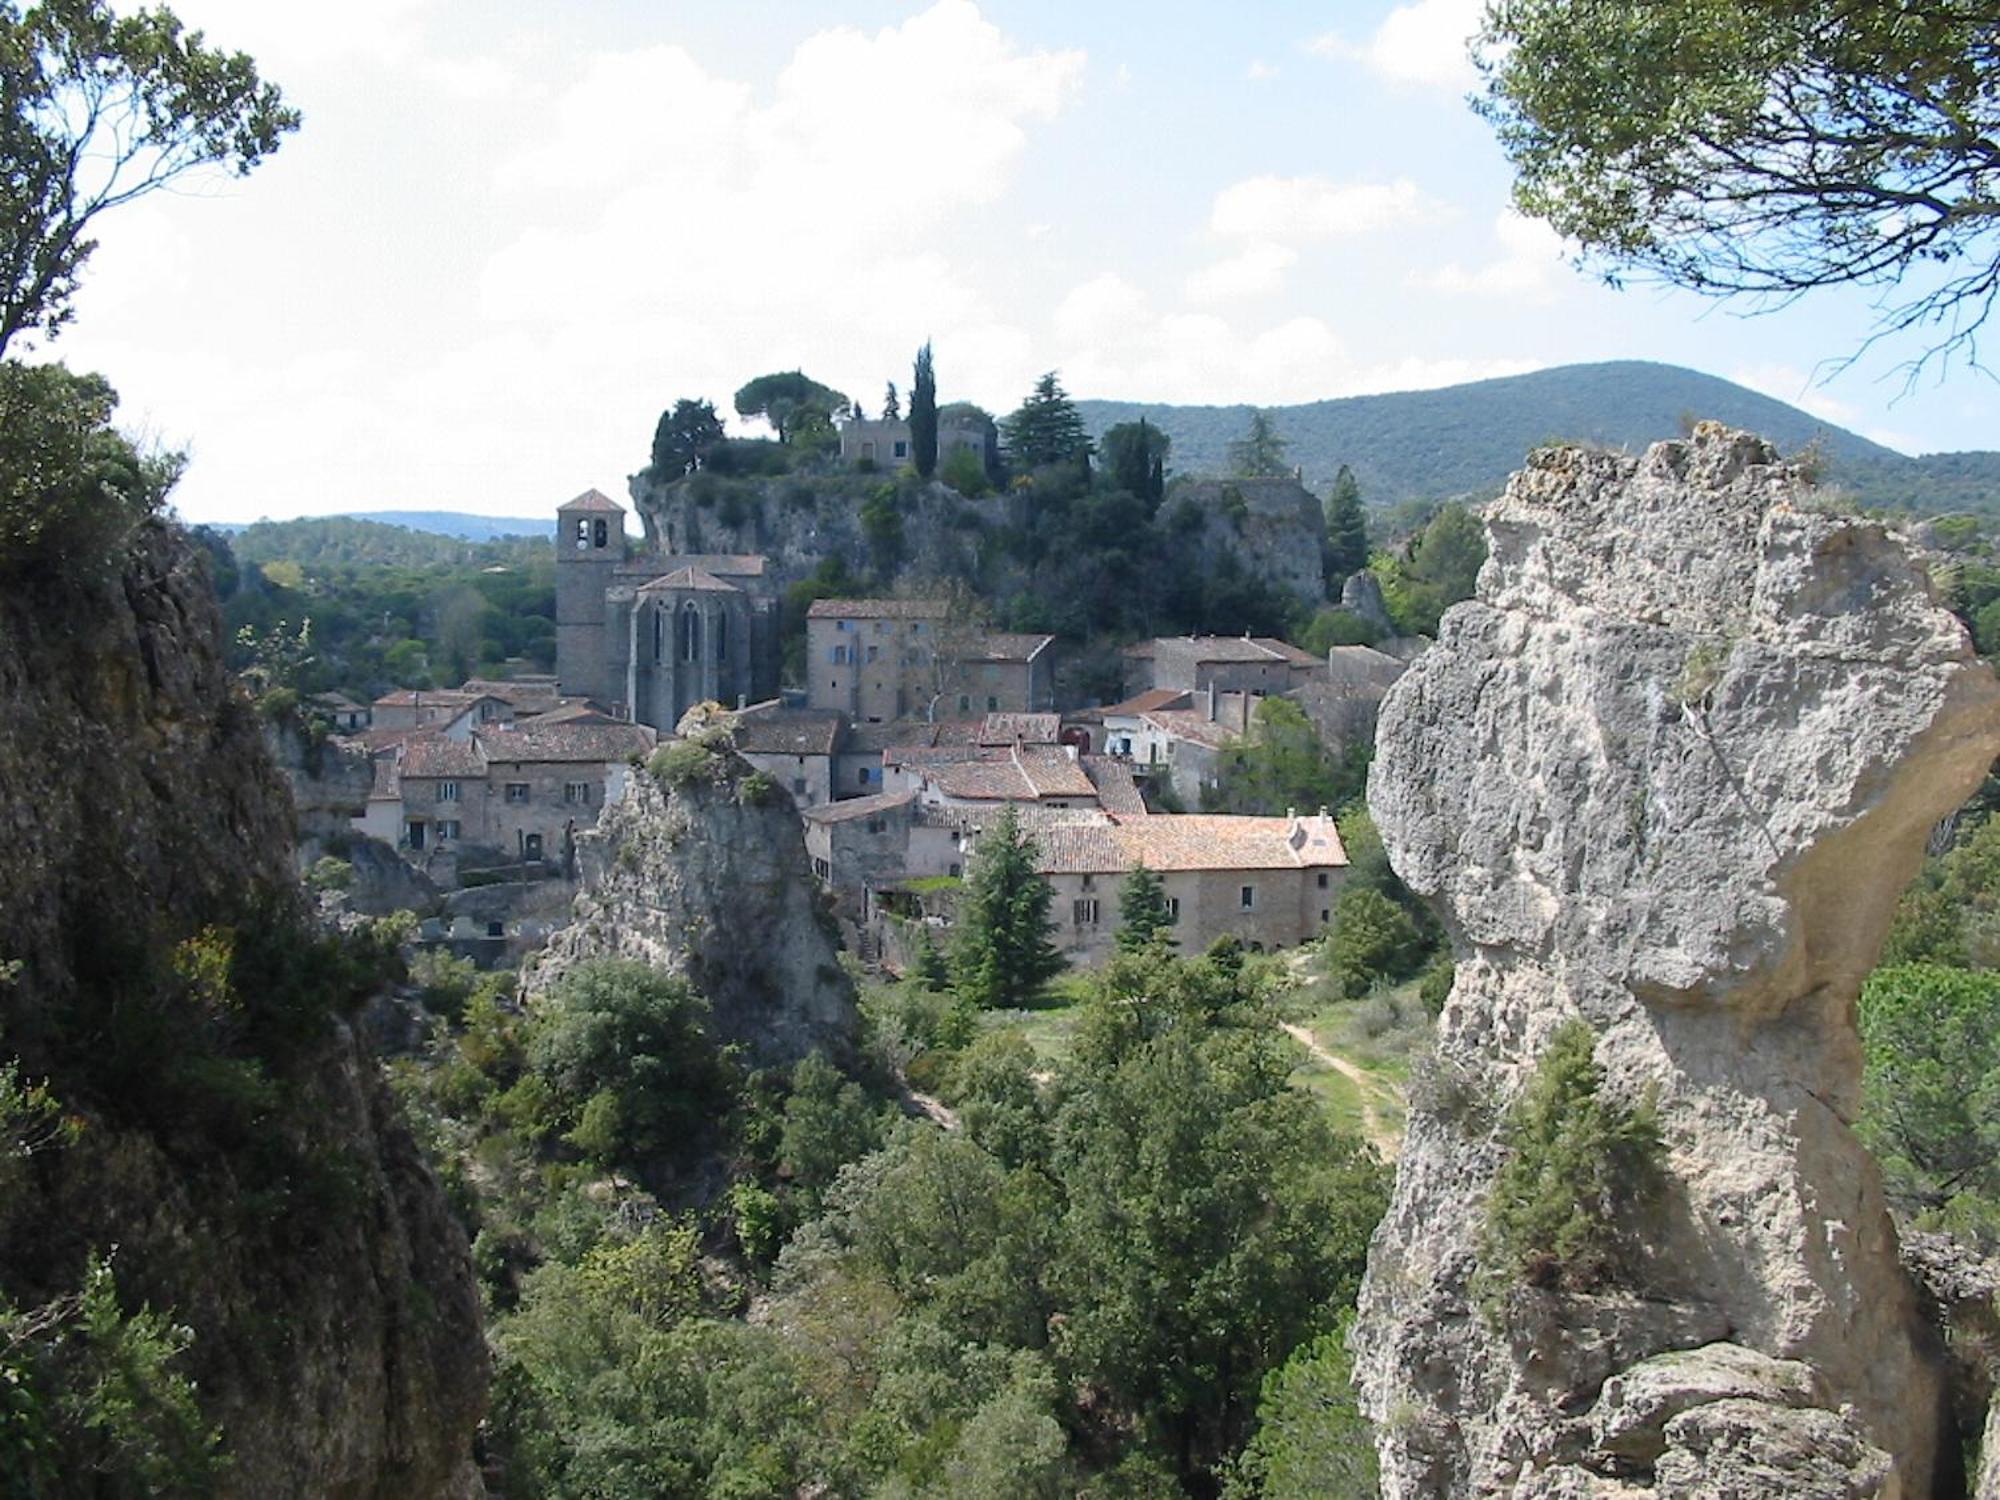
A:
554;488;779;730
805;597;1054;723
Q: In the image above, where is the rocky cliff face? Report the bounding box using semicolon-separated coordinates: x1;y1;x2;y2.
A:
0;521;485;1498
630;467;1328;610
1356;426;2000;1497
527;707;858;1067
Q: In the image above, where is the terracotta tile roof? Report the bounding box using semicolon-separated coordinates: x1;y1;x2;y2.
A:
368;755;401;799
979;712;1061;745
399;735;487;779
1033;814;1347;875
637;565;739;594
733;709;845;757
920;746;1097;802
953;631;1054;664
343;725;423;755
372;688;482;710
917;802;1111;837
1082;755;1147;815
807;597;951;620
1151;635;1309;665
312;691;367;711
1099;688;1194;718
1141;709;1241;750
849;718;984;755
520;701;619;725
802;790;916;825
1251;637;1327;667
474;721;656;764
1324;645;1408;691
462;677;563;709
673;553;768;578
563;488;624;512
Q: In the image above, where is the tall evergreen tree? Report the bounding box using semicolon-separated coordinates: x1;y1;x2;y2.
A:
1323;464;1369;583
882;381;900;421
910;342;938;478
953;808;1065;1008
1001;371;1090;471
1116;863;1175;952
1229;410;1291;478
1101;418;1170;505
1148;453;1166;504
650;398;726;480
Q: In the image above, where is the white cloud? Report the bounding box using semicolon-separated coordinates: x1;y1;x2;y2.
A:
1210;174;1436;243
1307;0;1483;90
1421;210;1569;299
1244;59;1279;82
1184;241;1296;303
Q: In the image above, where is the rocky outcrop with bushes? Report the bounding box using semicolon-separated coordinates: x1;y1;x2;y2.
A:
1355;426;2000;1496
526;704;858;1067
0;519;485;1497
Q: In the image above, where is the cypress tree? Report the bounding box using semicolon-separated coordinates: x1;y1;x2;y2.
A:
1116;863;1175;952
1324;464;1369;583
952;807;1065;1008
910;341;938;478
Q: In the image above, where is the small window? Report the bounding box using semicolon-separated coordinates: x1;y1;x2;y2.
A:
1073;898;1100;927
593;518;608;548
1320;909;1330;923
524;833;543;859
838;620;853;632
949;863;962;878
791;777;806;794
1240;885;1255;910
986;696;999;711
893;440;909;459
437;819;460;840
1166;897;1180;923
1317;871;1329;889
1080;874;1094;891
406;820;425;849
957;695;971;712
574;518;589;547
857;767;872;786
913;622;926;634
505;783;530;803
564;781;591;805
874;621;886;634
867;645;879;662
486;920;505;938
813;857;831;879
866;817;886;834
436;780;459;803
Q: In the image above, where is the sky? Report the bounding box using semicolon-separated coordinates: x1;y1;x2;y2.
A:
41;0;2000;525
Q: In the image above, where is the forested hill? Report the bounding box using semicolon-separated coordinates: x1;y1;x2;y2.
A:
1079;360;2000;515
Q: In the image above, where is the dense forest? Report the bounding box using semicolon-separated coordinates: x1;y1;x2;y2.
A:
1078;361;2000;516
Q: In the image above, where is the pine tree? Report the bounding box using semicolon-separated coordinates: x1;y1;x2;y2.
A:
953;808;1065;1008
1115;863;1175;952
1001;371;1089;471
913;927;951;991
1148;453;1166;504
1229;409;1291;478
882;381;900;421
1323;464;1369;583
909;342;938;478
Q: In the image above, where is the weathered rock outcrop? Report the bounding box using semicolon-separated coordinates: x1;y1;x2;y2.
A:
528;706;857;1067
0;521;485;1498
1355;426;2000;1496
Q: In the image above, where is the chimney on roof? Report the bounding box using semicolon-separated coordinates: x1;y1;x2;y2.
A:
1206;683;1216;722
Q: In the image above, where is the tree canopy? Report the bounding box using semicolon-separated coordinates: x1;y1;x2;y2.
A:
1229;409;1291;478
648;398;725;480
952;808;1064;1009
1001;372;1089;471
1476;0;2000;372
0;0;298;358
732;370;849;445
1101;418;1170;504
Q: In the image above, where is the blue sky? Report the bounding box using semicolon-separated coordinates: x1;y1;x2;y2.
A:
45;0;1999;524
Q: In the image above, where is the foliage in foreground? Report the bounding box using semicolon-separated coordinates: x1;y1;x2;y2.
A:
402;946;1389;1496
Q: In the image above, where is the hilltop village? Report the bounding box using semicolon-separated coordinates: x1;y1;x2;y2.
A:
319;400;1419;975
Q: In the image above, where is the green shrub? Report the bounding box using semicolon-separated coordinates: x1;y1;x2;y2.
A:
650;739;721;789
939;446;990;497
737;770;780;807
1479;1019;1664;1300
305;855;354;893
1324;886;1427;998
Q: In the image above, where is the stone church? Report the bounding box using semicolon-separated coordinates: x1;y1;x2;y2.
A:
555;489;780;732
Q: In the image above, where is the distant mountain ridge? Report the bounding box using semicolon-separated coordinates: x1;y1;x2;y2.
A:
1078;361;2000;516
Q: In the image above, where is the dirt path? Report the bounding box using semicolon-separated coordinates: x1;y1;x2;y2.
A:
1280;1022;1403;1162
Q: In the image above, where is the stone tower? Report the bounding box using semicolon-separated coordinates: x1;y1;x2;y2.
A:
554;489;626;701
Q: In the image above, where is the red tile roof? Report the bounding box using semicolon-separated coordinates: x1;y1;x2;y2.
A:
802;790;917;825
953;632;1054;664
474;721;656;764
733;709;845;757
399;735;486;779
1141;709;1241;750
1099;688;1195;718
637;565;740;594
1034;814;1347;875
807;597;952;620
562;488;624;512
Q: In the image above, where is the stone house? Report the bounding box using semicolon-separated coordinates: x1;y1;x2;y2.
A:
369;688;514;736
1029;812;1347;963
837;412;991;470
802;790;959;926
1121;634;1324;698
805;598;1055;723
359;717;655;867
733;705;847;808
